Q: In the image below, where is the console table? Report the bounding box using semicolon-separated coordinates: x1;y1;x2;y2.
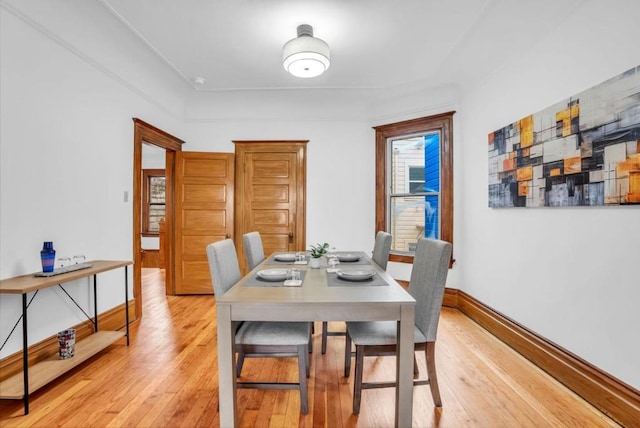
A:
0;260;132;414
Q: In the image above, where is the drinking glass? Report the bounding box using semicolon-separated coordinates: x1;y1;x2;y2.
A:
327;256;340;272
288;268;301;282
72;255;86;265
58;257;71;268
295;252;306;262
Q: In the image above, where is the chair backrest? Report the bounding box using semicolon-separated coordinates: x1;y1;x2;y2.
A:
408;238;452;342
242;231;265;271
206;239;242;296
372;231;392;270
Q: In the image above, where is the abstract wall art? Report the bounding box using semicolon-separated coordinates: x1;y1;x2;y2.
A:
488;65;640;207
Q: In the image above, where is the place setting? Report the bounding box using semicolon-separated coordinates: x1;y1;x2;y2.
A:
265;252;308;265
334;252;371;265
325;268;388;287
245;267;307;287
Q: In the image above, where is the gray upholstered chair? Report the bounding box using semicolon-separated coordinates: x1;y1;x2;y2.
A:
321;231;393;354
343;237;452;414
242;231;266;271
371;230;392;270
206;239;312;414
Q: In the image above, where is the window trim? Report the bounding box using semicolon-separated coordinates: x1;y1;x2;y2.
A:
142;168;166;237
374;111;455;265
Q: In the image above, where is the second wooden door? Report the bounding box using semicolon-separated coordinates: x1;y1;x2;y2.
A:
234;141;307;274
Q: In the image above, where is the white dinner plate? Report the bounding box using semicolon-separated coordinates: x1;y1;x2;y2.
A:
337;253;360;262
257;269;288;281
336;269;375;281
274;253;296;262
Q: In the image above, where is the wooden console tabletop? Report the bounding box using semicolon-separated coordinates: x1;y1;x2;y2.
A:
0;260;132;294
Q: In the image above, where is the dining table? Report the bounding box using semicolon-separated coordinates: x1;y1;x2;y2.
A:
215;251;416;427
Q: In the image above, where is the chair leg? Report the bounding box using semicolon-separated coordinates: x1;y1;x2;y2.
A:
321;321;328;354
236;352;245;377
426;341;442;407
305;342;311;378
344;331;352;377
352;345;365;415
298;344;309;414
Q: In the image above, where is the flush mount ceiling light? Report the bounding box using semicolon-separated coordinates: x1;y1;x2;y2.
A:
283;24;330;78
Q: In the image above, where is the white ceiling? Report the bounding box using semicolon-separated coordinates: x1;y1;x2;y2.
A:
97;0;585;92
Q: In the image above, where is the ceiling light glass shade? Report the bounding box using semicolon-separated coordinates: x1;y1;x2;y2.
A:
283;25;330;78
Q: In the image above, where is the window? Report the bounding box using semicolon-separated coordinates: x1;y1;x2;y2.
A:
408;166;426;193
375;112;454;264
142;169;166;236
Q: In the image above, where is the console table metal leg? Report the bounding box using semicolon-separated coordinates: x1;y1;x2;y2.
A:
93;274;98;332
125;266;129;346
22;293;29;415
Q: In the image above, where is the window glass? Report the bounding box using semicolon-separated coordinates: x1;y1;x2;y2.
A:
389;132;441;253
408;166;425;193
142;170;166;235
148;176;166;233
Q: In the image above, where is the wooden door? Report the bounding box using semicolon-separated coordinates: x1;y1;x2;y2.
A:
234;141;307;274
175;152;234;294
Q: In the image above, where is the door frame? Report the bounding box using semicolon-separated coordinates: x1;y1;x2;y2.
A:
132;118;184;317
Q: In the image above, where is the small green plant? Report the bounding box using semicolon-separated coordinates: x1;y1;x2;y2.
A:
309;242;330;258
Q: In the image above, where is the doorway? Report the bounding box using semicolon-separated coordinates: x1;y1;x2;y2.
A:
132;118;184;318
140;144;166;268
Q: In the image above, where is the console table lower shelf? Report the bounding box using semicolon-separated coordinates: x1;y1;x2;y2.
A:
0;331;125;399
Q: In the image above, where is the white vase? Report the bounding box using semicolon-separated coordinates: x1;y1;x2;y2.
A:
310;257;321;269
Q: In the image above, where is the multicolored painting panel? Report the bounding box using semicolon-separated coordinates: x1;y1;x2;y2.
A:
488;66;640;207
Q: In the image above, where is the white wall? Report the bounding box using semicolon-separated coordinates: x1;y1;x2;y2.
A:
0;2;184;358
458;0;640;389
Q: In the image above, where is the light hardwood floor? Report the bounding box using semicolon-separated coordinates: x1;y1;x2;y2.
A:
0;269;620;427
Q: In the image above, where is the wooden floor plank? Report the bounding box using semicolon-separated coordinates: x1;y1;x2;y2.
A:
0;268;620;427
